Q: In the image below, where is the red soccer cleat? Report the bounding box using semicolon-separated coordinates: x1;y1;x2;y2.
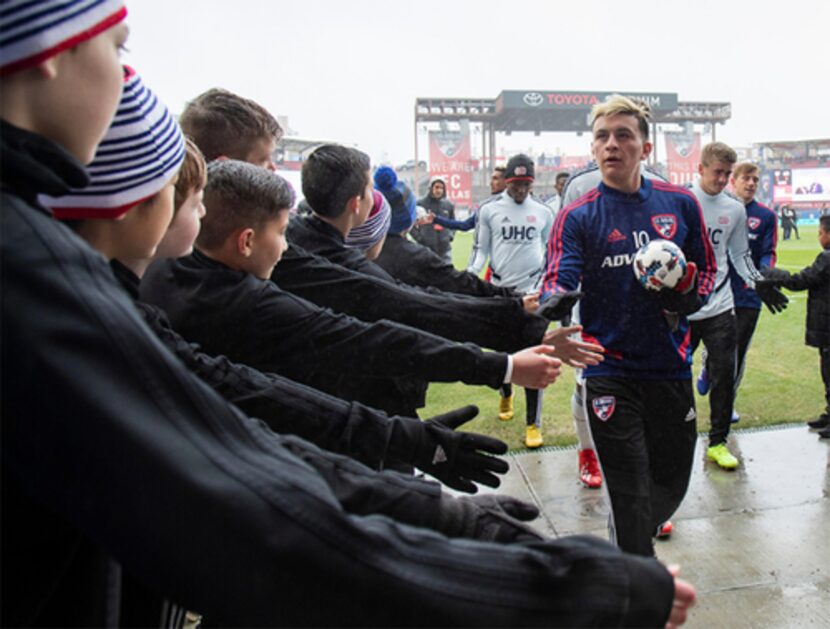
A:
578;449;603;489
655;521;673;539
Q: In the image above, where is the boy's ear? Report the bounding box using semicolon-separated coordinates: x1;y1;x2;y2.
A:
236;227;255;257
346;195;361;215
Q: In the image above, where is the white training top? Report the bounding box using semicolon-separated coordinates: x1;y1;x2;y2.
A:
687;180;762;321
467;191;553;292
559;162;667;212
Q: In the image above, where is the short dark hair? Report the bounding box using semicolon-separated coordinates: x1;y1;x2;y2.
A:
820;215;830;232
301;144;370;219
179;89;283;162
556;172;570;183
197;160;295;250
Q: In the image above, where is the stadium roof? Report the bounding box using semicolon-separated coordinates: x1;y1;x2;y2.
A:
415;90;731;132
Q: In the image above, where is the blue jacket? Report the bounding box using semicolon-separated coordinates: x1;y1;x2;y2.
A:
542;178;716;379
728;200;778;309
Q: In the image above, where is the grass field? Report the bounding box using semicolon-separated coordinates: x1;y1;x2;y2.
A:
420;228;826;451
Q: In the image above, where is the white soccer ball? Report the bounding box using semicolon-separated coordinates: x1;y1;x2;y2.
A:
632;239;687;291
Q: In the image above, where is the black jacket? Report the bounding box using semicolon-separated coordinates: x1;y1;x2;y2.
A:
377;232;519;299
412;188;455;256
141;250;508;415
781;249;830;348
111;260;460;473
1;119;677;627
287;213;393;280
274;238;548;355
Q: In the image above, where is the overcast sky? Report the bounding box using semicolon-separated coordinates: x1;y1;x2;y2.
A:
124;0;829;165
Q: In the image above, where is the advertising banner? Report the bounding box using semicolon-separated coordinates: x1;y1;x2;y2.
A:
791;168;830;203
665;132;701;187
773;169;792;204
429;129;473;206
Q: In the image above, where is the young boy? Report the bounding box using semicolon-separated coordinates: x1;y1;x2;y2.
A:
116;138;511;493
759;215;830;438
178;90;558;359
42;69;546;625
1;3;694;626
141;158;562;418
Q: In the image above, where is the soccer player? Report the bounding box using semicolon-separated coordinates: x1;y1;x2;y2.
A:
554;159;668;491
541;94;717;557
688;145;788;470
546;171;571;212
468;154;554;448
429;165;507;233
698;162;780;424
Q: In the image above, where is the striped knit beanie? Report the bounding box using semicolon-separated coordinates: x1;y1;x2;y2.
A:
42;65;185;219
0;0;127;76
345;190;391;250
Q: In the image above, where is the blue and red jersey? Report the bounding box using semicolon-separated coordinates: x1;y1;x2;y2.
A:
728;200;778;309
542;178;716;380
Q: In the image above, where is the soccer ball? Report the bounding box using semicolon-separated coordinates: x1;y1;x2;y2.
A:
632;239;686;291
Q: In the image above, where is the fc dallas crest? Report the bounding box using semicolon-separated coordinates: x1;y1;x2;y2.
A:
592;396;616;422
651;214;677;239
747;217;761;230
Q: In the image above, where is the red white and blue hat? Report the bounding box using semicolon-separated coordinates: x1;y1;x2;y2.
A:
42;66;186;219
345;190;391;250
0;0;127;76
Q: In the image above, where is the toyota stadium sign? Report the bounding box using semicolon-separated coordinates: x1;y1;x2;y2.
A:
502;90;679;112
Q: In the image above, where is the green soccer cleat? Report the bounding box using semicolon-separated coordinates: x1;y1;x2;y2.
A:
707;443;739;470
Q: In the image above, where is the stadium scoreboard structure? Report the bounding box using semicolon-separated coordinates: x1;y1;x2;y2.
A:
413;90;731;198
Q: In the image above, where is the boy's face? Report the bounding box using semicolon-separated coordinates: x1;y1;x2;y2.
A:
490;170;506;194
819;226;830;249
155;188;206;260
120;177;176;259
248;210;290;279
731;170;759;204
699;159;733;196
591;113;651;191
507;180;532;204
244;136;278;171
430;181;445;198
43;23;129;164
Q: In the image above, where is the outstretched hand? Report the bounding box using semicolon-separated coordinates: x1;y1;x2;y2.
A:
419;405;509;493
542;324;605;368
522;292;540;313
537;290;583;321
665;564;696;629
510;345;561;389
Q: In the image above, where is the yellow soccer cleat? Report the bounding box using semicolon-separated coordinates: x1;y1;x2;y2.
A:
498;394;514;421
525;425;544;449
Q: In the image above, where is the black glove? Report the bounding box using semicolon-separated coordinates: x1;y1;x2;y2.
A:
537;290;584;322
436;493;544;543
654;261;701;316
414;405;509;493
754;280;789;314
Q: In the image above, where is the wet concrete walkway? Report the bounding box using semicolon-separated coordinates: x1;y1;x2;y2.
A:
496;425;829;628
